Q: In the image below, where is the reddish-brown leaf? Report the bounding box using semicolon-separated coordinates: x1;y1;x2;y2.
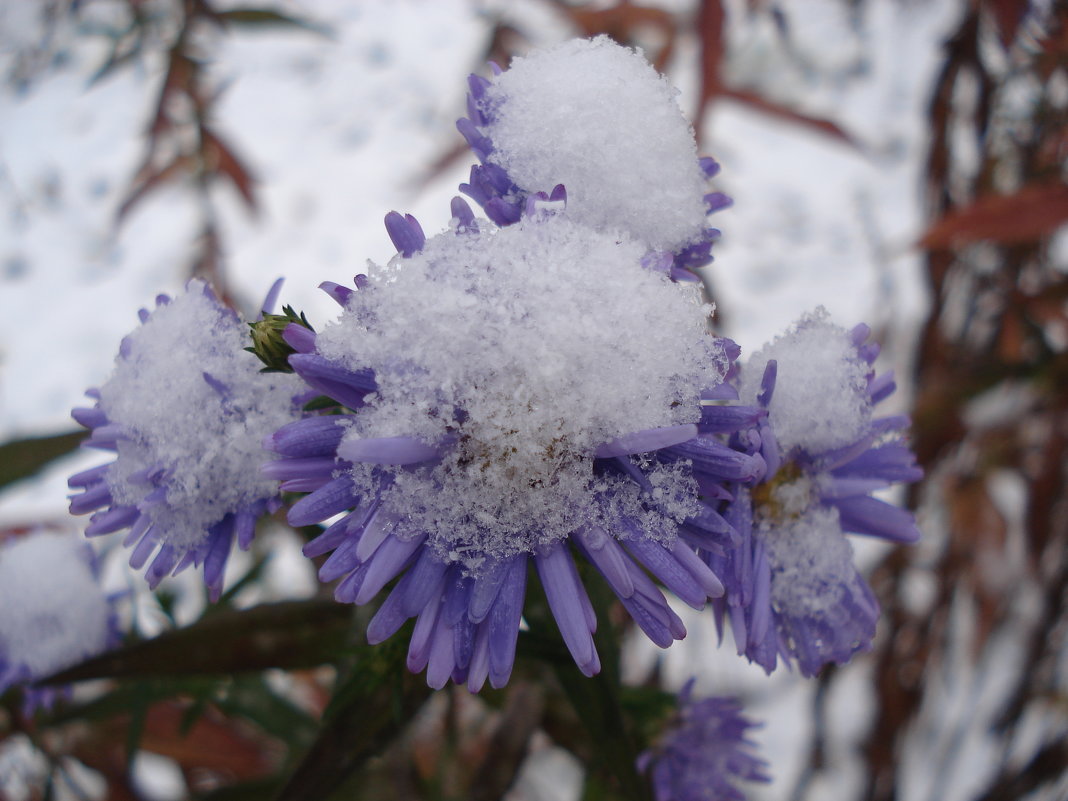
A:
920;182;1068;248
139;702;274;778
117;155;193;221
696;0;726;130
984;0;1031;50
721;87;856;146
201;127;258;215
564;2;677;70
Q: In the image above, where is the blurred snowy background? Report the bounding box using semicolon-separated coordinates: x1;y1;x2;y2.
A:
1;1;1066;800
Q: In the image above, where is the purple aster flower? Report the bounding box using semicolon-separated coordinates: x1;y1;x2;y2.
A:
68;281;305;601
266;201;761;691
0;530;121;713
637;679;770;801
706;311;923;676
456;36;729;282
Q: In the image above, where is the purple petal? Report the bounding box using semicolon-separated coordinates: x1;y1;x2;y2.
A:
384;211;426;257
69;483;113;515
282;322;317;354
337;435;440;466
535;543;599;677
353;533;425;605
698;404;765;434
287;476;360;527
267;416;349;459
261;456;338;482
595;424;698;458
319;281;354;308
85;505;139;536
833;495;921;543
576;527;635;599
487;555;527;688
623;534;708;609
288;354;377;410
71;406;108;429
68;463;110;489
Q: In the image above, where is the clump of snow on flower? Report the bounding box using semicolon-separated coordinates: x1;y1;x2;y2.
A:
761;505;857;617
481;36;709;251
98;283;303;549
315;213;727;568
0;533;111;683
738;309;871;453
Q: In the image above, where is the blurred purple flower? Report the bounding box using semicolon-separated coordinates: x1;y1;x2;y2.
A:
638;679;770;801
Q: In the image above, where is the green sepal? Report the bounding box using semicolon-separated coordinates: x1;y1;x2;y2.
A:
246;305;313;373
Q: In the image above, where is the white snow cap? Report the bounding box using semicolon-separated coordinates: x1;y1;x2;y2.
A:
483;36;710;252
0;533;111;681
316;213;727;567
98;282;303;548
740;309;872;454
761;505;857;617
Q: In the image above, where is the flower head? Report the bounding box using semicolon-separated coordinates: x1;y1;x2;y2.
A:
638;679;770;801
267;204;759;690
457;36;728;280
68;281;304;601
706;311;923;676
0;530;119;711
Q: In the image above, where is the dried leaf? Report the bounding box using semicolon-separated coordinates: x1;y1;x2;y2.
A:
920;182;1068;248
563;2;677;70
695;0;727;134
118;155;193;221
985;0;1031;50
217;8;330;36
720;87;856;146
201;128;259;215
140;701;275;777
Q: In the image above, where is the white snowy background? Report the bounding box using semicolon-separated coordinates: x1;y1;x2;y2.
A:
0;0;983;799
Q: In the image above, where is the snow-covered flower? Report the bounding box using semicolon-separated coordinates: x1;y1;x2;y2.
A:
637;679;770;801
457;36;729;281
68;281;305;601
706;311;923;676
0;531;119;711
266;203;762;691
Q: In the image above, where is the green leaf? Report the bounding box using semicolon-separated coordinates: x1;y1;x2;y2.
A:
41;677;223;728
218;8;331;36
194;778;285;801
39;600;357;684
0;430;85;490
216;675;318;750
273;630;432;801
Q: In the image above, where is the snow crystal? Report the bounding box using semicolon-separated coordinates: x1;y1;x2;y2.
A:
481;36;710;252
0;533;110;681
760;505;857;617
739;309;871;454
315;212;723;567
98;282;303;548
